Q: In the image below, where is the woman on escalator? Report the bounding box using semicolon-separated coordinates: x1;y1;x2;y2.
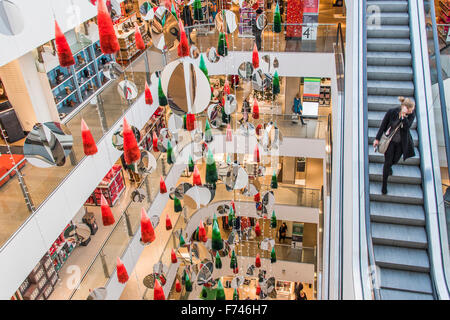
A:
373;97;416;195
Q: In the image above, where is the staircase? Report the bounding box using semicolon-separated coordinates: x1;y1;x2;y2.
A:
365;0;434;299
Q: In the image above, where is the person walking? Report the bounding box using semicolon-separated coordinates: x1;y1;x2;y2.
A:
292;93;306;125
182;0;194;40
250;9;263;51
294;282;308;300
373;97;416;195
278;222;287;243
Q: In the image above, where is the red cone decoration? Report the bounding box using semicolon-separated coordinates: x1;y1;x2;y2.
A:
231;200;236;213
254;144;260;163
193;165;202;186
116;257;129;283
154;279;166;300
171;248;178;263
166;214;172;230
233;267;239;274
255;253;261;268
160;176;167;194
141;208;155;243
256;123;263;136
177;20;190;58
223;79;230;95
54;20;75;67
101;194;115;226
145;81;153;105
186;113;196;131
122;118;140;165
199;220;207;242
256;283;261;296
152;131;159;152
175;279;182;292
252;99;260;119
255;221;261;237
81;118;98;156
226;124;232;142
134;25;145;50
97;0;120;54
254;192;261;203
252;42;259;69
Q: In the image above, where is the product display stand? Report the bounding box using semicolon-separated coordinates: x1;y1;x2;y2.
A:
319;78;331;107
48;223;77;272
115;15;151;66
286;0;303;39
238;1;264;38
85;165;126;207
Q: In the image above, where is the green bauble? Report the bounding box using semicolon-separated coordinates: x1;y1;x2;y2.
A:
188;154;195;172
193;0;203;21
158;77;168;106
215;279;226;300
273;2;282;33
211;219;223;251
201;285;208;299
273;70;280;95
185;272;192;292
167;140;175;164
271;210;277;228
204;119;213;143
174;195;182;213
230;249;238;269
205;149;218;185
217;32;228;57
271;170;278;189
233;288;239;300
271;246;277;263
215;251;222;269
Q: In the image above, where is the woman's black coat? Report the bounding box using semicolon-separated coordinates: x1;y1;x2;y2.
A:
375;107;416;160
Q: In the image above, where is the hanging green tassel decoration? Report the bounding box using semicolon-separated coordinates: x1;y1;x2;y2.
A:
221;106;230;124
213;212;218;227
272;70;280;95
271;170;278;189
228;206;234;228
226;154;232;165
201;285;208;299
205;149;218;185
167;140;175;164
273;2;282;33
179;232;186;246
199;54;210;82
193;0;203;21
188;154;195;172
161;14;166;27
215;279;226;300
271;246;277;263
185;272;192;291
230;249;238;269
204;119;213;143
233;288;239;300
183;114;187;130
158;77;168;106
271;210;277;228
171;2;178;21
215;251;222;269
174;195;182;212
217;32;228;57
211;219;223;251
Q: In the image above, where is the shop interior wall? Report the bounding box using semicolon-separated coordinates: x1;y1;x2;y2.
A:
285;77;301;114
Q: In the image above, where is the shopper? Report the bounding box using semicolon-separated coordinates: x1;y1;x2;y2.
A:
182;0;194;40
294;282;307;300
278;222;287;243
239;94;252;124
292;93;306;125
250;9;263;51
373;97;416;195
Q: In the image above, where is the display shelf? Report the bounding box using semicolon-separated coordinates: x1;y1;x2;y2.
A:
85;165;126;207
238;0;264;38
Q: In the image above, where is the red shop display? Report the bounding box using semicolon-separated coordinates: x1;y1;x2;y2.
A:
286;0;303;39
85;164;125;207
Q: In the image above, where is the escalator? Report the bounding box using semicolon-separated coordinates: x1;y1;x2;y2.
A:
364;0;434;299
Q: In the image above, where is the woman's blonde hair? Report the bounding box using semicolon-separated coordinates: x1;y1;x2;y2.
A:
398;96;415;110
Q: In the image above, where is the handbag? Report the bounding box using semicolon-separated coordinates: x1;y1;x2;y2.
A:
377;123;401;154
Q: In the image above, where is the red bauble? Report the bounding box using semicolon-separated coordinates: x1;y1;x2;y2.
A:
175;279;182;292
97;0;120;54
145;81;153;105
254;192;261;203
252;99;260;119
160;176;167;194
81;118;98;156
154;279;166;300
255;221;261;237
122;118;140;165
254;144;260;163
116;257;129;283
252;43;259;69
101;194;115;226
171;248;178;263
152;131;159;152
54;20;75;67
141;208;155;243
186;113;196;131
192;165;202;186
166;214;173;230
134;25;145;50
255;254;261;268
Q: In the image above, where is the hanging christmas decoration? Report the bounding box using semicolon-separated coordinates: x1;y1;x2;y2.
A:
123;118;140;165
231;200;236;212
273;2;282;34
199;54;210;82
217;32;228;57
145;81;153;105
179;232;186;246
204;119;213;143
230;249;238;272
272;70;280;96
134;25;145;51
271;246;277;263
205;149;218;185
175;278;182;292
193;0;203;20
182;114;187;130
97;0;120;54
186;112;196;131
171;248;178;263
271;170;278;189
228;206;234;228
256;283;261;296
226;124;232;142
255;253;261;268
215;279;226;300
160;176;167;194
254;144;260;163
167;140;175;164
54;20;75;67
171;1;178;20
221;106;230;124
211;219;223;251
141;208;155;243
192;165;202;186
158;77;168;106
174;195;183;212
201;285;208;299
188;154;195;172
116;257;129;283
101;194;115;226
252;99;260;119
233;288;240;300
255;221;261;237
215;251;222;269
271;210;277;228
81;119;98;156
152;131;159;152
254;192;261;203
223;79;231;95
198;220;207;242
185;272;193;291
154;278;166;300
252;43;259;69
166;213;172;230
177;20;190;58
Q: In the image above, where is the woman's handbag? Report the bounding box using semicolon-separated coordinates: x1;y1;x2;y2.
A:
377;123;401;154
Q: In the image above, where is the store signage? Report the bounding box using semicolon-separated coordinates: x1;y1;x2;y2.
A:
303;0;319;14
302;15;318;40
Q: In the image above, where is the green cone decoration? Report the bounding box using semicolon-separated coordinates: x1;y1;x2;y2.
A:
230;249;238;269
215;251;222;269
273;70;280;95
199;54;210;83
228;207;234;228
183;114;187;129
221;106;230;124
188;154;195;172
271;210;277;228
174;195;182;212
213;212;218;226
185;272;192;291
271;246;277;263
204;119;213;143
211;219;223;251
201;285;208;299
171;2;178;21
161;14;166;27
167;140;175;164
158;77;167;106
205;149;218;185
179;232;186;246
193;0;203;21
271;170;278;189
273;2;282;33
217;32;228;57
233;288;240;300
193;226;200;241
226;154;232;165
215;279;226;300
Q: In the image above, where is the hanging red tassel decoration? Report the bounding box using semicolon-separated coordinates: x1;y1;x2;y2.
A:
231;200;236;213
193;165;202;186
256;283;261;296
153;278;166;300
81;118;98;156
152;131;159;152
145;81;153;105
177;19;190;58
54;20;75;67
226;124;232;142
255;253;261;268
97;0;120;54
255;221;261;236
160;176;167;194
166;214;172;230
199;220;207;242
175;279;182;292
256;123;263;136
141;207;155;243
134;25;145;50
254;192;261;203
233;267;239;274
252;42;259;69
252;99;260;119
116;257;129;283
186;113;196;131
254;144;260;163
223;79;230;95
123;118;141;165
101;194;115;226
171;248;178;263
